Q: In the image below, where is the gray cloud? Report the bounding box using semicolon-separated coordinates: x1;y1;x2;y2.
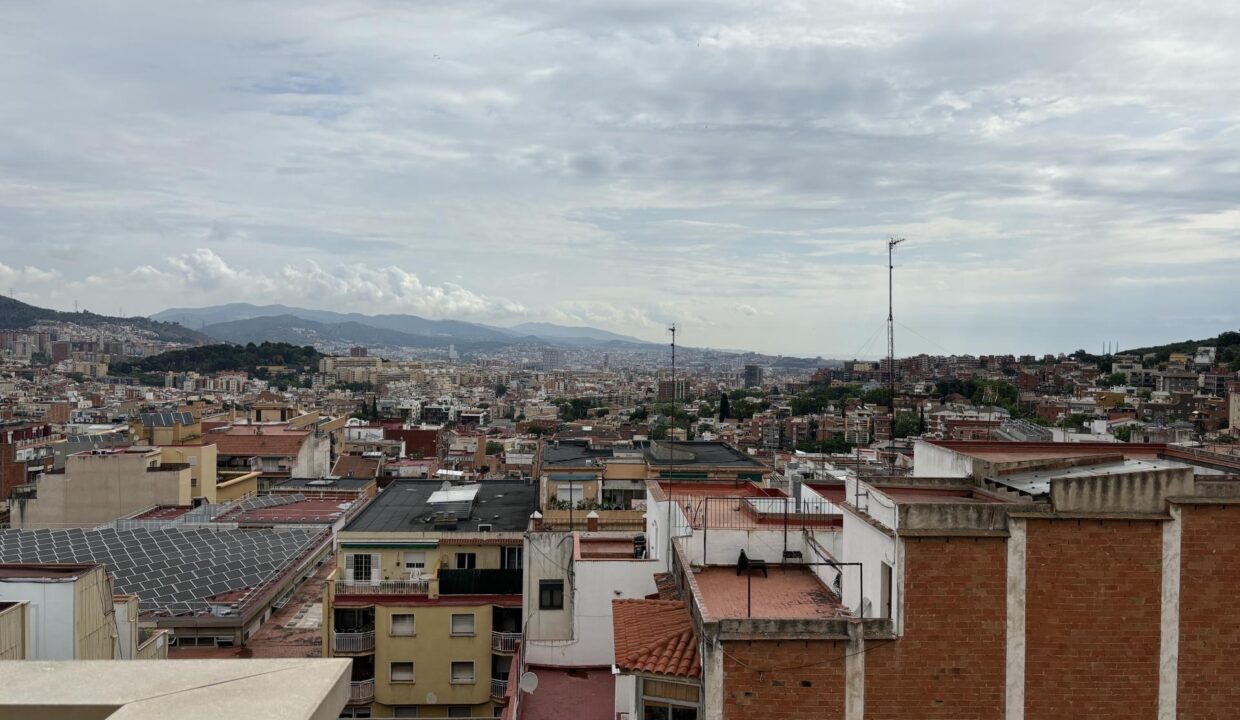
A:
0;0;1237;355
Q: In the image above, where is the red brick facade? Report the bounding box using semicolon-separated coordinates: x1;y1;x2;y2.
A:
1024;518;1162;720
865;536;1007;719
1177;503;1240;719
720;639;846;720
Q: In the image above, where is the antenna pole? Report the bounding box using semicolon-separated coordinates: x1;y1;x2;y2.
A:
886;237;905;473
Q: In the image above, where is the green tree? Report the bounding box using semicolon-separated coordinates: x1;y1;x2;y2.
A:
718;393;730;420
485;441;505;455
495;384;508;398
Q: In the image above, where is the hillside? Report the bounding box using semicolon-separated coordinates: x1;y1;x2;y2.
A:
111;342;323;375
201;314;450;348
0;296;208;344
152;303;657;348
1122;330;1240;368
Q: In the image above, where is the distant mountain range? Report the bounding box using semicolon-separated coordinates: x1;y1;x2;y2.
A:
150;303;656;351
0;297;209;344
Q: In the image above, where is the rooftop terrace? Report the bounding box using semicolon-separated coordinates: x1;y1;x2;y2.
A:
692;565;847;620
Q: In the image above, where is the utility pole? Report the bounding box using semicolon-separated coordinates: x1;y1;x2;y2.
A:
886;237;905;473
666;323;677;561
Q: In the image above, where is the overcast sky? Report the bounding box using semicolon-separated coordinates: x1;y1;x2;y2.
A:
1;1;1238;357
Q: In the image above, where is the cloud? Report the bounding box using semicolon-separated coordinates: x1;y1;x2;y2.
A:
0;1;1238;355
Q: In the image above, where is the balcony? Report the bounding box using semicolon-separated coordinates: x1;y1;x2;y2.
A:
491;631;520;653
332;630;375;654
348;679;375;704
490;677;509;699
334;579;430;596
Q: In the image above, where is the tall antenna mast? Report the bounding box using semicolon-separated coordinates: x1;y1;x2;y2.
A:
666;322;677;561
887;237;905;473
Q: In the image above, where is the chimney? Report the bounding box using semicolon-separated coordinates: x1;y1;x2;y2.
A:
531;510;544;532
586;510;599;532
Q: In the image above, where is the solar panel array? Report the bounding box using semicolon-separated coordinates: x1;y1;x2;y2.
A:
235;494;307;512
0;525;327;613
137;411;195;428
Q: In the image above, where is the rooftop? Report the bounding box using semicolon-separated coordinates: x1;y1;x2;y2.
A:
0;659;350;720
612;599;700;678
878;487;1006;504
541;439;615;467
275;476;376;492
692;566;847;620
988;457;1191;497
0;525;328;613
0;562;98;579
343;479;536;533
331;455;381;479
644;441;766;468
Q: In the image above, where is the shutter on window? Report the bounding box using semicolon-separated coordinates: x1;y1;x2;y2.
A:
344;554;355;583
371;553;382;585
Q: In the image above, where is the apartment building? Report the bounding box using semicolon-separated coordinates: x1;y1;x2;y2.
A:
325;479;535;719
129;410;220;502
10;447;194;529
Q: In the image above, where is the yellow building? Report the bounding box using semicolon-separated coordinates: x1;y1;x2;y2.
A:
324;480;534;719
130;411;221;502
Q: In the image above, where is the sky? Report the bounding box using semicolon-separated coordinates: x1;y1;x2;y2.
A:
1;1;1238;358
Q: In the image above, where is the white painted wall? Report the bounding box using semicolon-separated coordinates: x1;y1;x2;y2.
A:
526;557;659;667
0;580;76;659
840;507;897;623
912;441;974;478
614;674;637;718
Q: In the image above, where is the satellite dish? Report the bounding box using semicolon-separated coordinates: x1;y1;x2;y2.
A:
518;671;539;694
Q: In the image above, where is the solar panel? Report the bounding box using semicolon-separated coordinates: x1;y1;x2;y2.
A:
0;525;327;613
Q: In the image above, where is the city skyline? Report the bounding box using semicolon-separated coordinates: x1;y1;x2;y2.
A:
1;1;1238;357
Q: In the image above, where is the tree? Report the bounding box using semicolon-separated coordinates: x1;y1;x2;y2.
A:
718;393;731;420
485;441;505;455
630;406;649;422
1114;425;1135;442
495;384;508;398
1098;372;1127;388
893;411;921;439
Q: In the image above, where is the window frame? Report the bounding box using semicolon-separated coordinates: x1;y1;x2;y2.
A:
449;612;476;637
390;613;416;637
539;579;565;610
389;661;416;684
449;660;476;685
393;707;418;718
455;552;477;569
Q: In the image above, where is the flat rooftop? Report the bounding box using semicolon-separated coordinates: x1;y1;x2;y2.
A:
692;566;847;620
276;476;375;492
344;479;536;533
541;439;615;466
518;666;614;720
644;441;766;468
0;562;98;579
927;440;1165;463
0;525;328;613
988;458;1190;497
878;487;1006;504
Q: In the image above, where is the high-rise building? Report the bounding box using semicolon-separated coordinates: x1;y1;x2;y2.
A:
743;364;763;388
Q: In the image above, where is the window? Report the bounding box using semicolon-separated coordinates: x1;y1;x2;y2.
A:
391;613;416;636
403;552;426;575
555;484;584;504
390;661;415;683
641;678;700;720
501;546;522;570
450;661;475;684
456;552;476;569
450;613;476;636
539;580;564;610
394;708;418;719
346;553;378;584
447;708;472;718
340;709;373;719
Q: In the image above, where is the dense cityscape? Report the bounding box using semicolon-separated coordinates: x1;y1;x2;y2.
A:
0;295;1238;718
3;0;1240;718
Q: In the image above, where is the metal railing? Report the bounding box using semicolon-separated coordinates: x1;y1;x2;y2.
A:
333;630;375;653
335;579;429;596
349;679;375;704
491;630;520;653
490;678;509;699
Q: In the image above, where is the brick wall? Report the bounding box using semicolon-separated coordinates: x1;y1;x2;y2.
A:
721;639;845;720
1177;503;1240;718
1024;518;1161;720
864;536;1007;719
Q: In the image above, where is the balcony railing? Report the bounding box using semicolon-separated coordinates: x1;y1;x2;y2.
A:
491;631;520;653
490;678;509;699
349;679;375;704
335;579;429;596
333;630;375;654
438;568;523;596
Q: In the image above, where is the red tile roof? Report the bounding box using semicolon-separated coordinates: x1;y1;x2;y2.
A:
332;455;380;479
612;599;700;679
212;432;306;457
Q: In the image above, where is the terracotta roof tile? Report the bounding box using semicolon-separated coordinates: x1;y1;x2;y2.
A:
612;599;700;679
